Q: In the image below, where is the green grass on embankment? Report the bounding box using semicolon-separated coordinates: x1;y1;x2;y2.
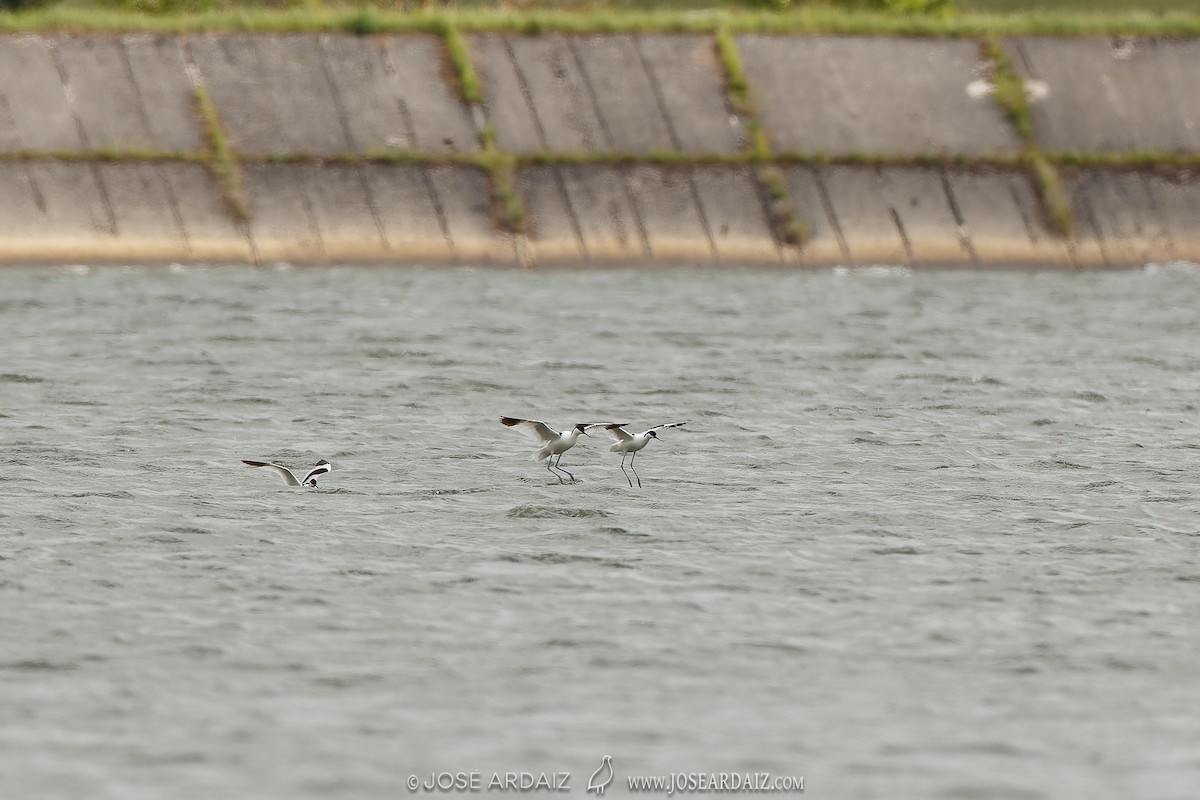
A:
1;3;1199;37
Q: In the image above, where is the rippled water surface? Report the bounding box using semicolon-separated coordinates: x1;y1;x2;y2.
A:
2;264;1199;800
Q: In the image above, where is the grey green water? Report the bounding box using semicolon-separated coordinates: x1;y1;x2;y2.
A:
2;264;1199;800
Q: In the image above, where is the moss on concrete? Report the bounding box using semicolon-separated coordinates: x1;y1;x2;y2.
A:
442;22;483;106
193;84;248;222
1029;151;1072;237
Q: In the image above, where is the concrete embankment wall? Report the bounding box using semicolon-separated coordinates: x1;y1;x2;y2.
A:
0;31;1198;267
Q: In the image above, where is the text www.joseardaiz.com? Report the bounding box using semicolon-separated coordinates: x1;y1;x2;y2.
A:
627;772;804;795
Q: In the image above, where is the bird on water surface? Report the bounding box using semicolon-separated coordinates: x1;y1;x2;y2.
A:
242;459;331;488
595;422;687;488
499;416;592;484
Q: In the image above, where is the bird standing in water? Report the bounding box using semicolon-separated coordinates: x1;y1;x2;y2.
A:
500;416;592;484
596;422;687;487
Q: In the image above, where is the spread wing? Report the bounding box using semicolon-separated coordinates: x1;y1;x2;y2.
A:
302;461;332;485
242;460;301;486
645;422;688;435
500;416;557;443
598;423;633;442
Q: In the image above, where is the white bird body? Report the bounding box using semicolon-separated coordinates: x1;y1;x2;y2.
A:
243;459;331;488
594;422;687;487
500;416;593;483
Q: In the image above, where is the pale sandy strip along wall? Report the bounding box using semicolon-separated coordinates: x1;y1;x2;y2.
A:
0;33;1197;267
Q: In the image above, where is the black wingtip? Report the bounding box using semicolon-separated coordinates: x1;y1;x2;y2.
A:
500;416;520;427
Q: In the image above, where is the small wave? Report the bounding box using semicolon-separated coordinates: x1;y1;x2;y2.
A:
537;361;605;370
833;265;912;277
507;506;611;519
1;659;77;672
501;552;632;568
1143;261;1200;275
168;526;213;536
871;546;920;556
596;526;649;537
851;436;889;446
0;373;45;383
312;674;383;689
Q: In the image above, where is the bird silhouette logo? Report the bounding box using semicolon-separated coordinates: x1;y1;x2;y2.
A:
587;755;614;795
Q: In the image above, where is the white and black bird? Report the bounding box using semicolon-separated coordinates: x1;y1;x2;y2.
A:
242;458;332;488
595;422;687;488
500;416;592;484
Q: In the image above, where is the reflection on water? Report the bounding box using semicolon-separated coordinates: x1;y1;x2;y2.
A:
1;264;1199;800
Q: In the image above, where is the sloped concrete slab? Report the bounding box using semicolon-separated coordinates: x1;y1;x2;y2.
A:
53;36;199;153
738;36;1020;157
880;169;972;264
817;167;907;264
570;36;674;154
186;35;286;154
1144;170;1200;264
52;36;150;151
470;34;543;153
253;35;352;156
242;164;324;262
98;163;188;259
517;166;584;264
248;164;492;264
426;166;515;264
189;35;349;156
626;166;713;261
473;34;607;153
123;36;204;152
300;164;390;262
362;165;454;261
639;35;743;154
1008;38;1200;153
377;37;478;154
557;165;647;260
160;162;252;262
0;161;245;262
695;167;781;263
0;161;110;260
231;163;508;264
474;34;739;156
0;36;83;151
945;168;1070;266
319;35;477;155
819;167;971;265
784;167;844;266
1068;170;1174;267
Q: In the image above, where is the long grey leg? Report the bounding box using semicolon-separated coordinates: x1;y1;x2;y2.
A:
619;452;634;488
629;450;642;488
546;457;565;484
554;453;576;484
